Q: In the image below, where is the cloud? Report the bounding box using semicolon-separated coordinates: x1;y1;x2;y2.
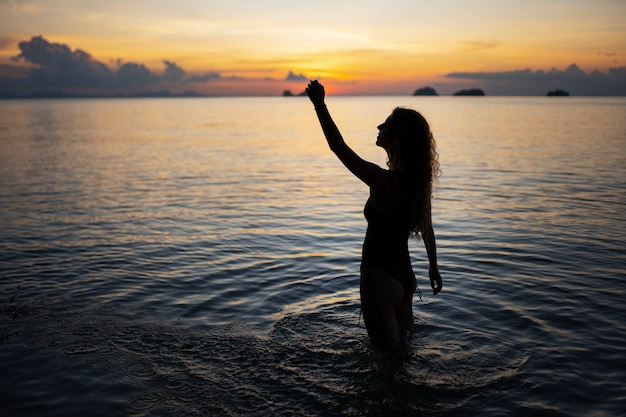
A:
285;70;307;81
461;41;500;51
447;64;586;81
13;35;112;88
185;71;222;83
0;36;224;96
162;60;186;82
446;64;626;95
116;62;159;87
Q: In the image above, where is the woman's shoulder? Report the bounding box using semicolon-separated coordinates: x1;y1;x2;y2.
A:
368;167;392;189
370;170;405;206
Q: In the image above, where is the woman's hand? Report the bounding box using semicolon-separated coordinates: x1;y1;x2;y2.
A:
429;267;443;295
306;80;325;108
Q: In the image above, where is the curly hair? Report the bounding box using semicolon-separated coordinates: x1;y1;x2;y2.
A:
386;107;440;238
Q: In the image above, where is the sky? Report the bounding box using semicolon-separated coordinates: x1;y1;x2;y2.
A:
1;0;625;96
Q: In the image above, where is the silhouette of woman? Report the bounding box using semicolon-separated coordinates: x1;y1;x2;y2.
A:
306;80;443;351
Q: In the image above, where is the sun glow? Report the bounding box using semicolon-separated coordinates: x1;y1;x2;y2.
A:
1;0;625;96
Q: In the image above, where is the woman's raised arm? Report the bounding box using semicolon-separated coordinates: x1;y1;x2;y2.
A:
306;80;383;186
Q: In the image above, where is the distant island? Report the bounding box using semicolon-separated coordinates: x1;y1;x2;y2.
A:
412;87;439;96
0;87;586;100
282;89;307;97
547;89;570;96
453;88;486;96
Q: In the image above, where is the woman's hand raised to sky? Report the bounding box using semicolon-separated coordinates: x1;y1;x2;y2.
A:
306;80;326;108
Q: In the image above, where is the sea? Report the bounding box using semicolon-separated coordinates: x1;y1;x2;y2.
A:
0;96;624;417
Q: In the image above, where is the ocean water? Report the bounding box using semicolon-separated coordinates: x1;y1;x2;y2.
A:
0;96;624;416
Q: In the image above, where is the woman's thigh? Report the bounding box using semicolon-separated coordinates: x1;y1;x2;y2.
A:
360;268;404;307
395;275;416;332
360;268;405;350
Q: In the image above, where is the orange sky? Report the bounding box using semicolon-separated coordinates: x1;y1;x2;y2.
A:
1;0;625;95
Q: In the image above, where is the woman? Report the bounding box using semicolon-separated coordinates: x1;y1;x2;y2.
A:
306;80;443;351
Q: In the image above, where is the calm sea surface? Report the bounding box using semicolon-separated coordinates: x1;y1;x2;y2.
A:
0;96;624;416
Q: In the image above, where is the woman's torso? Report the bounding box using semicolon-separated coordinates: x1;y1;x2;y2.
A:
360;172;415;289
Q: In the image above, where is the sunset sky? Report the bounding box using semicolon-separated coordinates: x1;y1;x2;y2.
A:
1;0;625;96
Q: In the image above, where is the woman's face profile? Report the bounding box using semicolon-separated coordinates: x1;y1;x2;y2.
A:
376;115;394;149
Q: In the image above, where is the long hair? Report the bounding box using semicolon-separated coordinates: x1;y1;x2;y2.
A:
386;107;440;238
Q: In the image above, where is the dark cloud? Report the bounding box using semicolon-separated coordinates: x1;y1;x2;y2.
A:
286;71;307;81
162;60;186;82
0;36;224;96
446;64;626;95
608;67;626;78
447;64;586;81
116;62;158;87
13;35;112;88
185;71;222;83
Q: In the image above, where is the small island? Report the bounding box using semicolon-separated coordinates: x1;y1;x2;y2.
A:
547;89;570;96
413;86;439;96
282;89;307;97
453;88;486;96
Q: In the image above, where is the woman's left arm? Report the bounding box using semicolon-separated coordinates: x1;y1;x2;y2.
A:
423;224;443;295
